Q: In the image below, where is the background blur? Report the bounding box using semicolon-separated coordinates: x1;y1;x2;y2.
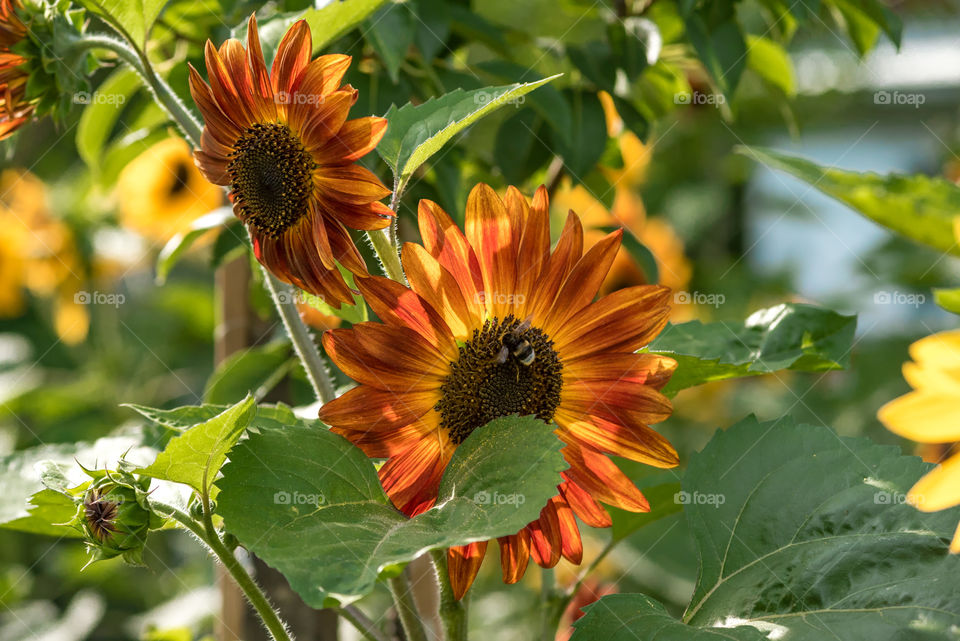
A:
1;0;958;639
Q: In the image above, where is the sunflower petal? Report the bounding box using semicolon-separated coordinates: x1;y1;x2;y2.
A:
527;501;562;568
403;242;480;340
356;276;458;356
271;19;312;94
563;444;650;513
449;541;488;600
318;384;438;431
465;184;518;318
555;408;678;468
908;453;960;512
497;530;531;584
878;391;960;443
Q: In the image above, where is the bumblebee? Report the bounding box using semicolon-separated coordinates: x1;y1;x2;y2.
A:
495;318;535;366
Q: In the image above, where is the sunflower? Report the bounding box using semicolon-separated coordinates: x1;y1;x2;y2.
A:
319;183;678;598
116;137;223;241
878;329;960;553
189;15;392;306
0;0;32;140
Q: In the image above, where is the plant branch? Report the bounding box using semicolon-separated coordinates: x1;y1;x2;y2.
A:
261;267;336;403
337;605;390;641
368;227;406;283
430;549;467;641
388;572;429;641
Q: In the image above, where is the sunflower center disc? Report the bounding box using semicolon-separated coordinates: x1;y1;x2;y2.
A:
436;315;563;444
228;123;316;237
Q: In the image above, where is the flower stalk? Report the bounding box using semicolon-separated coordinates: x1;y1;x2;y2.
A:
387;572;430;641
431;549;467;641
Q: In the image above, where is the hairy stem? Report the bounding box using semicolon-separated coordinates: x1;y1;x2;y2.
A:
368;228;406;283
337;605;390;641
430;549;467;641
261;267;336;403
388;572;429;641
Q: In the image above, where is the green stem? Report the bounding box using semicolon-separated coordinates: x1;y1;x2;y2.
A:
261;266;336;403
387;572;429;641
200;494;294;641
152;500;293;641
539;567;565;641
430;549;467;641
368;227;406;283
68;34;203;147
337;605;389;641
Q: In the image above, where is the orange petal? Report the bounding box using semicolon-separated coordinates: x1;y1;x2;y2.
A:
204;40;253;127
322;329;444;391
465;184;518;318
563;444;650;513
313;116;387;165
544;229;622;333
553;285;671;361
497;531;531;584
297;53;352;97
244;14;273;99
561;379;673;426
293;88;355;148
402;242;480;340
527;211;583;324
325;200;393;231
378;436;450;515
334;418;435;458
417;199;483;313
555;409;678;468
318;384;438;431
564;352;677;391
316;165;391;205
554;497;583;564
560;480;611;528
515;185;551;314
352;322;450;378
449;541;488;600
528;501;562;568
356;276;458;356
271;19;312;94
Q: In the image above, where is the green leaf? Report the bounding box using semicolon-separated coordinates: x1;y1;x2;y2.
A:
745;35;795;97
494;109;551;185
832;0;902;56
80;0;169;46
551;90;607;183
136;395;256;496
0;437;155;535
572;416;960;640
377;77;561;191
204;342;292;404
217;415;567;606
934;287;960;315
475;61;573;144
648;303;856;396
125;402;309;432
75;68;141;172
683;6;747;102
599;225;658;284
365;2;414;83
738;146;960;257
156;207;235;284
608;482;682;544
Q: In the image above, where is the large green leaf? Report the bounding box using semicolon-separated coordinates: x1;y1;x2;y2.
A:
738;146;960;257
80;0;169;45
124;401;308;432
683;5;747;102
217;415;567;606
0;437;156;537
136;395;255;496
648;303;856;396
377;77;561;192
365;2;414;83
571;416;960;640
75;68;141;172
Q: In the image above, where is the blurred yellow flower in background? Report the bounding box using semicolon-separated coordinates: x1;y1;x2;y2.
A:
115;137;222;242
878;329;960;553
0;169;88;343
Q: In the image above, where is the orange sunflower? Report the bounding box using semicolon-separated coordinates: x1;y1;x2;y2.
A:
319;183;679;598
189;15;392;306
0;0;32;139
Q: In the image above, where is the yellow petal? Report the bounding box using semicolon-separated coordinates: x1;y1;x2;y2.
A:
951;520;960;554
908;454;960;512
902;361;960;395
909;329;960;372
878;391;960;443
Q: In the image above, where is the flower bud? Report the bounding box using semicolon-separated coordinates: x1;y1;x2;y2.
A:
75;472;156;565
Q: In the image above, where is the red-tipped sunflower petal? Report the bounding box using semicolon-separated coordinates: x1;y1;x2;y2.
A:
297;53;352;98
417;199;483;311
402;242;481;340
271;19;312;94
515;185;551;313
465;184;518;318
555;408;679;468
244;14;273;98
561;379;673;426
564;353;677;391
315;165;391;205
560;480;612;528
318;385;438;431
544;229;622;332
449;541;488;600
351;322;449;378
498;530;531;584
563;444;651;513
554;497;583;564
527;211;583;324
356;276;458;356
379;437;451;515
527;501;562;568
321;329;444;392
314;116;388;165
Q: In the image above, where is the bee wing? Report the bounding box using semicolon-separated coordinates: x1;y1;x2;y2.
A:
495;345;510;364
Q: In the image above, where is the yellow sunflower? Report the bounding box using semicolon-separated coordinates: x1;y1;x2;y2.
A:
115;137;223;241
189;15;392;306
319;183;678;598
878;329;960;552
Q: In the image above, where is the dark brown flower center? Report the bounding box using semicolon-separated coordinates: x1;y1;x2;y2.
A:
228;123;316;237
168;160;191;197
436;315;563;444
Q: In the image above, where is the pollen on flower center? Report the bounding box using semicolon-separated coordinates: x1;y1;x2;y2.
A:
228;122;316;237
436;315;563;444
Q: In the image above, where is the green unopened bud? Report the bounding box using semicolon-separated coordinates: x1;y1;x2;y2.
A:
74;471;155;566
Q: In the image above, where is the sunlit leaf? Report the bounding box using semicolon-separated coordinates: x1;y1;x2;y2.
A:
156;207;235;284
